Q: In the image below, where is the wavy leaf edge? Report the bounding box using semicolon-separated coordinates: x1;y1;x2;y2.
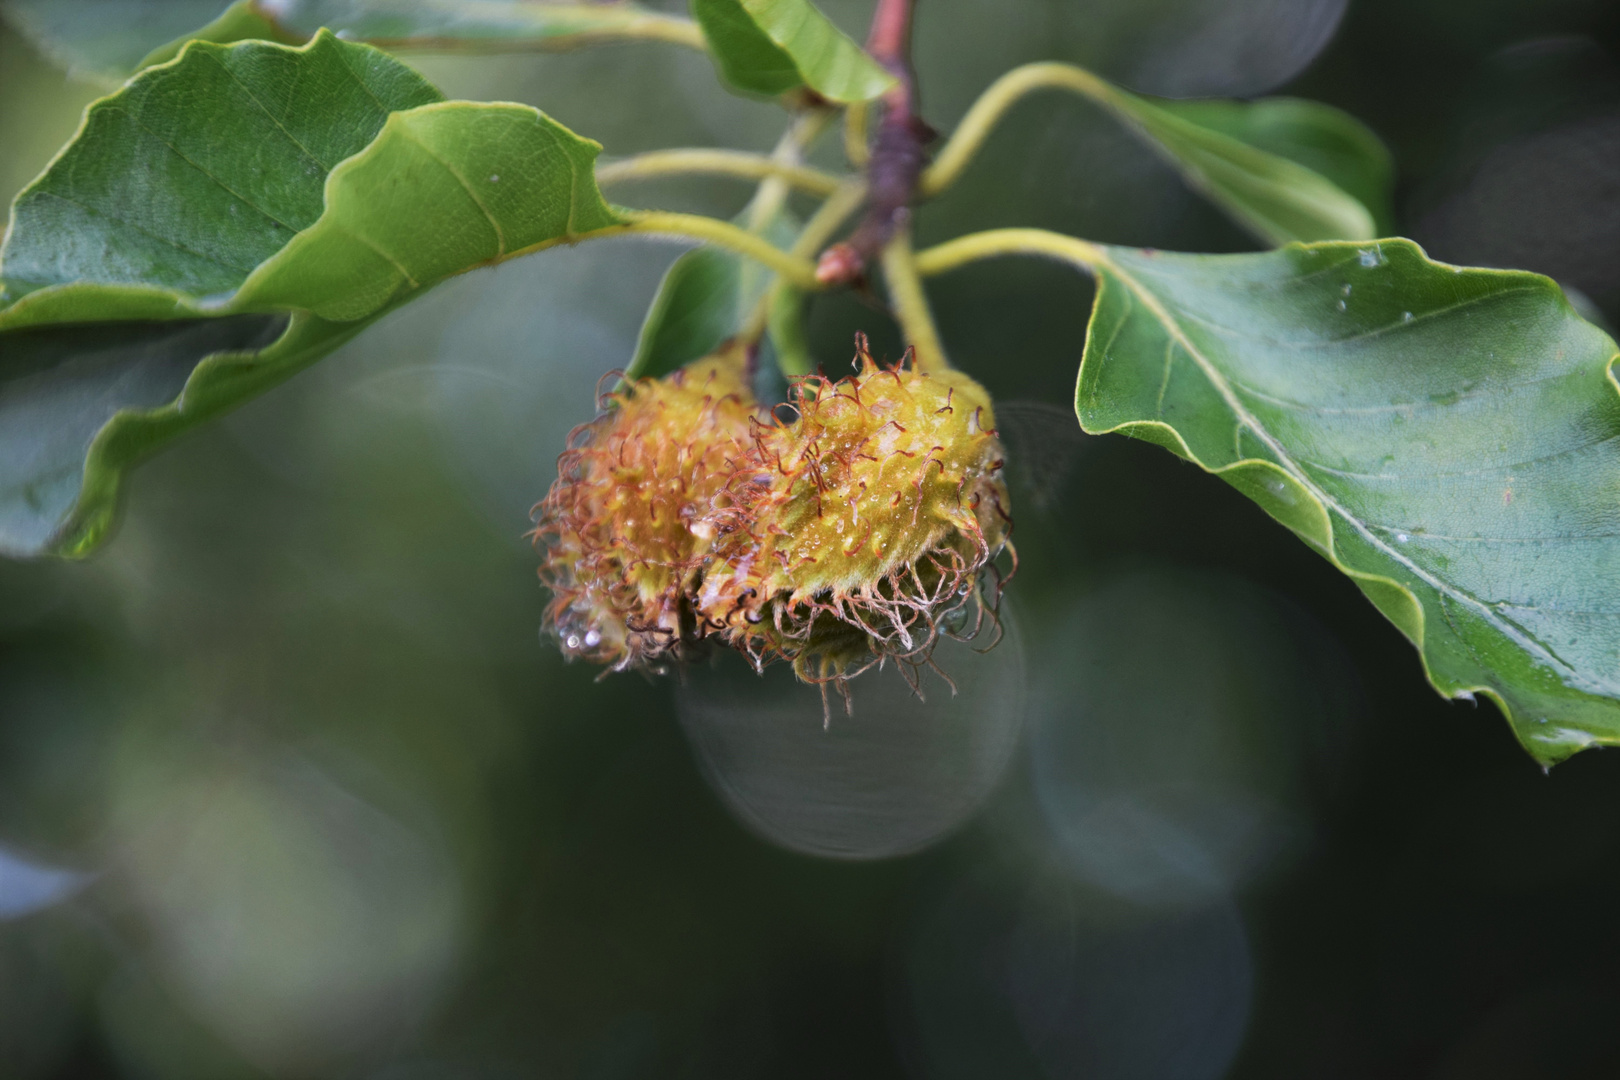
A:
1075;237;1620;765
0;30;623;557
692;0;896;103
1;34;618;326
1115;92;1378;245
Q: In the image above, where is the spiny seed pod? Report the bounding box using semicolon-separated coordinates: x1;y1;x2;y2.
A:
532;354;765;670
695;340;1012;690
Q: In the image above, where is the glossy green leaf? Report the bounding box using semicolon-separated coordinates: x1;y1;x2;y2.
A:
0;313;368;558
1157;96;1395;237
629;246;750;381
1;316;285;556
0;32;622;556
691;0;896;103
2;0;704;79
1075;238;1620;764
628;208;797;381
1;31;443;310
1107;88;1378;245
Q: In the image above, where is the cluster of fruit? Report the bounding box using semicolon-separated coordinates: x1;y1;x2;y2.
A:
531;339;1013;704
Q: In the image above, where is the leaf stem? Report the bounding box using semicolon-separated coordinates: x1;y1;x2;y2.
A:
257;4;710;55
912;227;1107;278
881;229;949;372
596;149;846;196
608;211;825;289
920;63;1117;197
793;182;872;260
746;109;836;231
844;100;871;167
732;114;846;355
738;179;869;348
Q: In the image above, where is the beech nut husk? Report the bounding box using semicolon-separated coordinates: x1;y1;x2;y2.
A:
696;340;1012;691
533;339;1013;699
531;354;764;671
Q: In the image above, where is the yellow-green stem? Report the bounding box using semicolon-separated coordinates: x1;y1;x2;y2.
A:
844;100;871;167
507;212;824;289
793;181;871;260
911;227;1106;278
738;180;869;347
920;62;1119;197
746;110;835;231
880;229;949;372
596;149;846;196
339;6;709;54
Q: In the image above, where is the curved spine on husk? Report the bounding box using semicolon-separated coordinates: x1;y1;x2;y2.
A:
531;353;765;671
532;338;1014;703
696;337;1013;698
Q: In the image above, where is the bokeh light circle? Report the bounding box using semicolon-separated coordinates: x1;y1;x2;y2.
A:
676;607;1026;860
1028;566;1359;907
899;872;1254;1080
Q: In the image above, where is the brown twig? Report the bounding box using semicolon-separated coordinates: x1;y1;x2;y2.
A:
815;0;933;286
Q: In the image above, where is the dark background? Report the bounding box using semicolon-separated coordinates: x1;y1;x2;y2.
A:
2;0;1620;1076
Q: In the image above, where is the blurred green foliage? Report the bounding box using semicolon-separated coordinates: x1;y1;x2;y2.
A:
2;0;1620;1077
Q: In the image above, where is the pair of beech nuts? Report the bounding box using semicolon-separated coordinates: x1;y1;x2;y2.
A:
532;338;1012;696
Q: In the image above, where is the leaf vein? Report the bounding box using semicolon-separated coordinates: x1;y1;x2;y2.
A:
1155;337;1176;415
1367;525;1620;545
110;104;303;236
1165;284;1541;350
1229;369;1576;417
27;189;257;279
197;50;336;173
1297;430;1620;481
1100;249;1583;680
343;226;420;289
394;125;506;257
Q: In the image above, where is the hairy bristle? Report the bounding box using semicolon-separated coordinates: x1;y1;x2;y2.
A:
694;340;1012;690
531;355;765;669
531;340;1014;699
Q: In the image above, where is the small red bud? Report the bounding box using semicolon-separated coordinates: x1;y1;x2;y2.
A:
815;243;866;286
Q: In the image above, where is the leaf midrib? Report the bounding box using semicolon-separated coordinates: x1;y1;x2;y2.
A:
1094;247;1581;686
1166;284;1540;349
112;103;303;235
28;189;258;276
1295;430;1620;482
199;48;335;173
395;124;507;257
1229;368;1577;417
